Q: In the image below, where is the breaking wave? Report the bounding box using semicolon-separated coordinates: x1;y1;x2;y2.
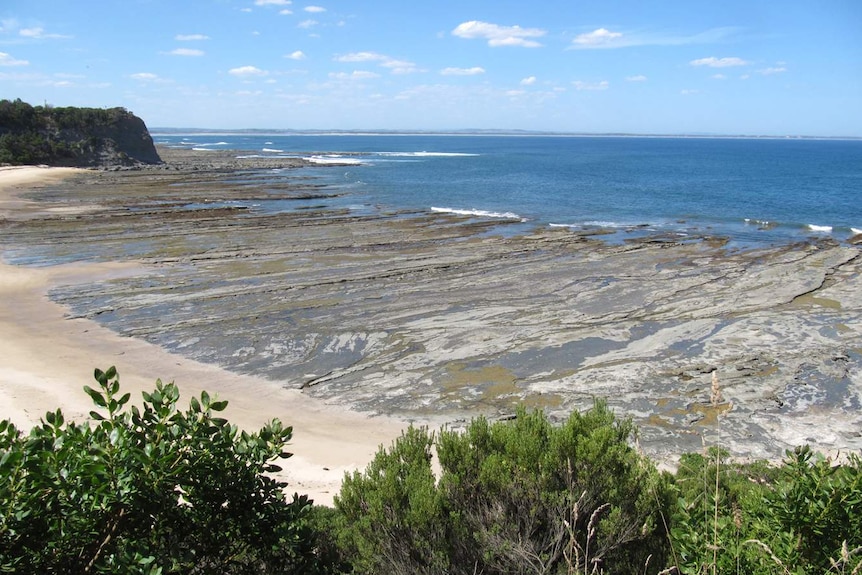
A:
431;207;524;221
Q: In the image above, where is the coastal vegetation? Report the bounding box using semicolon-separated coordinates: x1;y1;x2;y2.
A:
1;369;861;574
0;99;161;167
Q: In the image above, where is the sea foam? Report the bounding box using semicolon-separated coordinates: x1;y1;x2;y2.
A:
807;224;833;232
431;206;524;220
305;155;364;165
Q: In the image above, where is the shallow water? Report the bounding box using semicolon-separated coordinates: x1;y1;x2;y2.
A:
155;134;862;247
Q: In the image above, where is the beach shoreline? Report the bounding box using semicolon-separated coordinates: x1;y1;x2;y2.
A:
0;165;407;506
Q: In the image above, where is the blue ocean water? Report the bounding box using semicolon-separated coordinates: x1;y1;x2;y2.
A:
153;133;862;247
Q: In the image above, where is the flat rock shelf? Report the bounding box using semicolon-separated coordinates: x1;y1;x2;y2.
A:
4;146;861;464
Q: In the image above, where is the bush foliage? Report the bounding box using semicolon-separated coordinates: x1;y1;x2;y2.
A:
335;401;672;575
2;367;861;574
0;367;326;574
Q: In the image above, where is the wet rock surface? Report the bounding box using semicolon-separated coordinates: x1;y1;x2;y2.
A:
3;146;861;464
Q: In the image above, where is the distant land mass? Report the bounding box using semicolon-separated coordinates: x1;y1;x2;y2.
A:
150;127;862;141
0;99;161;167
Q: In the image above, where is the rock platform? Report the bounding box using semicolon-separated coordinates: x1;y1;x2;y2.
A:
3;146;860;464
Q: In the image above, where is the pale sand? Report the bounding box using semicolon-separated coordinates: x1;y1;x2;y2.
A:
0;166;406;506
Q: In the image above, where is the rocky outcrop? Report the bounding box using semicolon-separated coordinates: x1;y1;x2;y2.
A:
0;99;161;167
55;109;162;167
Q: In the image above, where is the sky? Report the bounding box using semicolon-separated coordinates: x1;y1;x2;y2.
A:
1;1;861;136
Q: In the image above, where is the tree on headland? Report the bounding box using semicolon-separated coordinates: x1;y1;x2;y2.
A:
0;98;161;167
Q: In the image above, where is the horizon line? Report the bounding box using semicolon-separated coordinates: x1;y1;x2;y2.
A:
149;128;862;141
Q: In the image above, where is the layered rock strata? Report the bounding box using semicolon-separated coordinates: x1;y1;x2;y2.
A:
3;147;860;463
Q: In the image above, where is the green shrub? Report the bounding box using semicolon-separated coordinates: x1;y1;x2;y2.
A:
0;367;328;574
335;401;671;575
765;446;862;574
334;425;450;575
669;446;862;574
670;448;792;574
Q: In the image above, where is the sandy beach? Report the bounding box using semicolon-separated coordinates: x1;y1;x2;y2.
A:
0;166;407;506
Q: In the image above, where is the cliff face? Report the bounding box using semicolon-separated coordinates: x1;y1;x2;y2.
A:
55;110;162;167
0;99;162;167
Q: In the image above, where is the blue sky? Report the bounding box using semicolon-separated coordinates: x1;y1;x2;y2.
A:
1;1;860;135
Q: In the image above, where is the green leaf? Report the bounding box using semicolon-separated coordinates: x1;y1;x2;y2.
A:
90;410;105;421
210;400;228;412
84;385;107;408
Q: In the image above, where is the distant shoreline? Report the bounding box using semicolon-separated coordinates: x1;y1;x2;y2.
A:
151;128;862;141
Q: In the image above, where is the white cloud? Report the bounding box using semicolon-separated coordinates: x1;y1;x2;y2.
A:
0;18;19;33
758;66;787;75
255;0;291;5
626;75;647;82
328;70;380;80
229;65;268;76
18;27;42;38
440;66;486;76
681;89;700;95
381;59;421;74
572;80;609;91
506;89;525;96
335;51;387;63
567;27;740;51
279;9;293;14
690;56;749;68
298;19;318;28
336;52;421;74
711;73;727;80
0;52;29;66
572;28;623;47
285;50;306;60
175;34;209;41
452;21;545;48
130;72;160;81
168;48;205;56
520;76;536;86
19;26;71;40
304;5;326;12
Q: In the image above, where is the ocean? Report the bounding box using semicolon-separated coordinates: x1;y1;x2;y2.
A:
153;133;862;247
